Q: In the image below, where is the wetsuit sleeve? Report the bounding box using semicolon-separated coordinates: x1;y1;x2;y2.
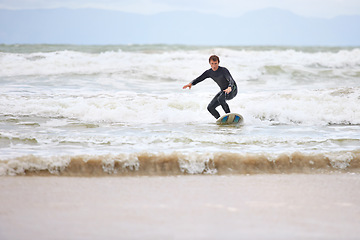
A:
191;70;209;86
224;68;236;89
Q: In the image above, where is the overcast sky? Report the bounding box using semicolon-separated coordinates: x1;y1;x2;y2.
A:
0;0;359;18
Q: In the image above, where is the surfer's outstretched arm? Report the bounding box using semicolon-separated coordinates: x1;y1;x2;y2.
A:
182;83;192;89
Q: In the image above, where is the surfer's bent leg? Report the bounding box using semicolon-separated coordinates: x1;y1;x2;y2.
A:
207;88;238;119
207;92;222;119
220;87;238;112
226;87;237;101
217;91;231;114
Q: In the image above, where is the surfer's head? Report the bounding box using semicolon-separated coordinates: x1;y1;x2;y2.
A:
209;55;220;63
209;55;219;71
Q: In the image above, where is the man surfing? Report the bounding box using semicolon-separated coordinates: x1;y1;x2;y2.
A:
183;55;238;119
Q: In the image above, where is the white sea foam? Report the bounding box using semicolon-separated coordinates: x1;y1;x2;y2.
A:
1;45;359;168
1;48;359;80
1;87;359;126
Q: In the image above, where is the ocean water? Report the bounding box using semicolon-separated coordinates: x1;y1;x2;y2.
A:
0;44;359;176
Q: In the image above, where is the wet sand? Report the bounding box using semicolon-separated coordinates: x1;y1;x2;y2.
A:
0;174;359;240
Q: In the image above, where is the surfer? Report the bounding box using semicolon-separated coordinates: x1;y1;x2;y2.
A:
183;55;237;119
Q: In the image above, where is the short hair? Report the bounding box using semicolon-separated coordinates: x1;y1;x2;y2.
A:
209;55;220;63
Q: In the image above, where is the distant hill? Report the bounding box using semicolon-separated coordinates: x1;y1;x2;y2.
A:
0;8;359;46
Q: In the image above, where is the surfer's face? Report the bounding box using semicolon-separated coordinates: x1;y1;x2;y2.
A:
210;60;219;71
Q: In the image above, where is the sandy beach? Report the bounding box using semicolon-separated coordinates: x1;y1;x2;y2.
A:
0;174;359;240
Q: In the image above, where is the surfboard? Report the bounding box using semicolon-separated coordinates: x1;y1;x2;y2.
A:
216;113;244;125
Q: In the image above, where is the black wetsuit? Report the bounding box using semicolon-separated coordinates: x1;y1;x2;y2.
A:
191;66;237;119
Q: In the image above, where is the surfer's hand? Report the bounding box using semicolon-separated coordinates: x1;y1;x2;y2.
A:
224;87;232;94
183;83;192;90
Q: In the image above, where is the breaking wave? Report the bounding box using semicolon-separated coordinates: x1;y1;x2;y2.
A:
1;151;359;176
